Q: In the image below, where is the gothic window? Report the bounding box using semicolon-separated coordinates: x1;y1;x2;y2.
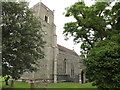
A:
70;63;74;77
64;59;67;74
44;15;49;23
71;68;74;77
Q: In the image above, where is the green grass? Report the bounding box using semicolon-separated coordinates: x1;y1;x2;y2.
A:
1;81;30;88
49;82;96;88
1;81;97;88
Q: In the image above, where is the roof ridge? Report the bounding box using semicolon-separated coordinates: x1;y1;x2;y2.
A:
57;44;79;56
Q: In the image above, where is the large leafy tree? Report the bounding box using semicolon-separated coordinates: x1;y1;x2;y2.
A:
1;2;45;79
63;1;120;88
86;35;120;88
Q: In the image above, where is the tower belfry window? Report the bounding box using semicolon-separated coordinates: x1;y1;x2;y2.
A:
44;15;49;23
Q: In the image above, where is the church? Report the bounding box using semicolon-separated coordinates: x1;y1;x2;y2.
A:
21;2;85;83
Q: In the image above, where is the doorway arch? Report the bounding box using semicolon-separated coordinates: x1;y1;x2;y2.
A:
81;70;84;83
81;70;86;83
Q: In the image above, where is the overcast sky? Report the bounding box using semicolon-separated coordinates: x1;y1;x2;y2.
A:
28;0;95;55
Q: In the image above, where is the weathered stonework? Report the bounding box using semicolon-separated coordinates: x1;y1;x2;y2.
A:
57;45;80;82
21;2;85;83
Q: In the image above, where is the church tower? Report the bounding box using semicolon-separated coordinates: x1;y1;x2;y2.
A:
31;2;58;82
22;2;58;83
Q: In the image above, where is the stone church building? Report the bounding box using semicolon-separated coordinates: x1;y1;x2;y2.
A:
21;2;85;83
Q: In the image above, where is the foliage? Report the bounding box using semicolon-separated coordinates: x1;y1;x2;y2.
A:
63;2;119;56
63;1;120;88
1;2;45;79
86;36;120;88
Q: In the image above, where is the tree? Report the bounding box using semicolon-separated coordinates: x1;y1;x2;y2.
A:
86;34;120;88
1;1;45;81
63;1;120;88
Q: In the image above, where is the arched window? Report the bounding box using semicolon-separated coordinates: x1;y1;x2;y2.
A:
70;63;74;77
71;68;74;77
64;59;67;74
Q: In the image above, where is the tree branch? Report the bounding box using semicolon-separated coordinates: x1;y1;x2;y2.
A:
83;35;94;48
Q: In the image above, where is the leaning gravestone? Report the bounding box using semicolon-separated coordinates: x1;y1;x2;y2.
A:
10;79;14;87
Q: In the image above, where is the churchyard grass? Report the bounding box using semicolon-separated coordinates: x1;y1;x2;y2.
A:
1;81;30;88
49;82;96;88
1;81;96;88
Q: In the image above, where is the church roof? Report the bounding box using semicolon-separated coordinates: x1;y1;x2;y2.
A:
57;44;79;56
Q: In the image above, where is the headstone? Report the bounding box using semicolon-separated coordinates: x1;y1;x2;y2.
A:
30;80;35;89
10;79;14;87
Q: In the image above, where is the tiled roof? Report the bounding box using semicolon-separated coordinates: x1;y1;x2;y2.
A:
57;44;79;56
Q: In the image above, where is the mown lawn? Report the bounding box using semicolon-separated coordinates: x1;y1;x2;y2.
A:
1;81;97;88
49;82;96;88
1;81;30;88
